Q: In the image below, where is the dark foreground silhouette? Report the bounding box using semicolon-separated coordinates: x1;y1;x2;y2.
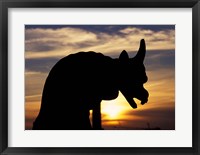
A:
32;39;149;130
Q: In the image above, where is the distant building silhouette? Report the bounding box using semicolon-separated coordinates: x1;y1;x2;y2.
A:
32;39;149;130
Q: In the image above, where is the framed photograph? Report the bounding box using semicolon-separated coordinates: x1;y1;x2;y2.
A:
0;0;199;154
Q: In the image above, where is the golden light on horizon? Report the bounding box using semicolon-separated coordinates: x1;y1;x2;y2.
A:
101;92;131;120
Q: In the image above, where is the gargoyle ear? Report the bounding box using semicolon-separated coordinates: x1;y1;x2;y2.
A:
119;50;129;61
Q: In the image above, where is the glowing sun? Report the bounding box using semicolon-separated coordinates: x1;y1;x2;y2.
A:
103;104;122;119
101;92;131;119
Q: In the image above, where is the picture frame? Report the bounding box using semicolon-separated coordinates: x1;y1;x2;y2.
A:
0;0;199;154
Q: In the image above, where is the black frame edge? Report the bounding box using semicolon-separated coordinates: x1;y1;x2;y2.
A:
0;0;198;8
0;0;3;153
192;1;199;154
1;147;198;155
197;1;200;154
1;0;8;155
0;0;199;155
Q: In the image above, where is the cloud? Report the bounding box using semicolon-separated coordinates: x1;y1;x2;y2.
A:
26;40;61;52
25;26;175;59
26;94;42;102
25;27;98;42
25;27;98;56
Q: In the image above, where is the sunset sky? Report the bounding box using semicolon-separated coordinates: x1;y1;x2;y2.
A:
25;25;175;130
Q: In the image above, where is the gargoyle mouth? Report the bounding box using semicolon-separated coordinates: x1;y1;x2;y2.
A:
121;89;149;109
120;89;149;109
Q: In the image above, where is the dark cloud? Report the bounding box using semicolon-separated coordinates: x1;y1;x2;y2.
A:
25;25;175;33
25;50;175;75
25;57;60;73
122;107;175;130
145;50;175;71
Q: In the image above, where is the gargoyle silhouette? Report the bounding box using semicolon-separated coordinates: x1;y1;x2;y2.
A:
32;39;149;130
